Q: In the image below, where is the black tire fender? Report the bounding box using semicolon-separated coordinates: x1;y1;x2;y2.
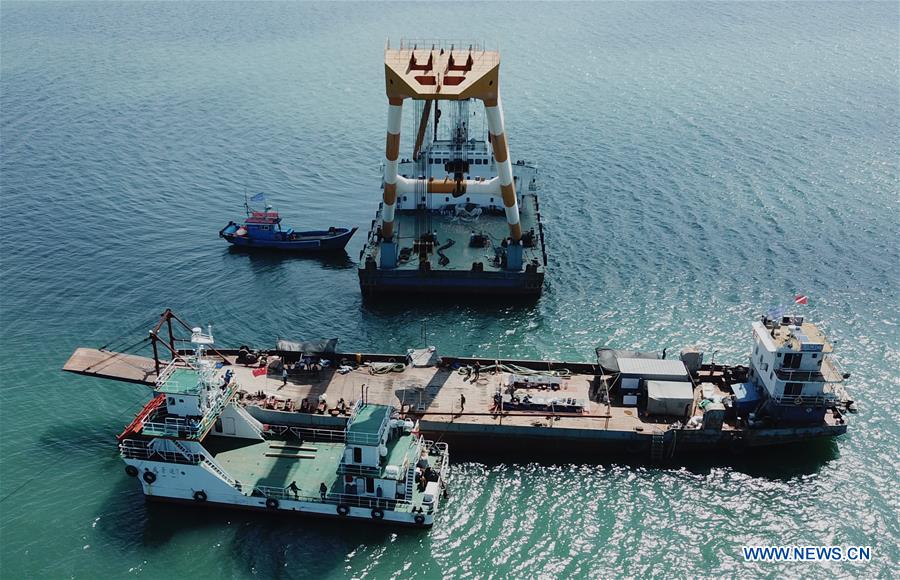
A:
266;497;279;510
371;508;384;520
125;465;139;477
337;504;350;517
142;470;156;484
414;514;426;526
193;490;208;502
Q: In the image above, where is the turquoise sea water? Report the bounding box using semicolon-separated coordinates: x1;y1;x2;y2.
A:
1;1;898;578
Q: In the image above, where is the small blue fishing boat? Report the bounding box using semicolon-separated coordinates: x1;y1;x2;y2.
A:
220;200;356;252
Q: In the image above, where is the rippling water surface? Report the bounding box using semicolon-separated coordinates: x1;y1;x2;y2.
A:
1;1;898;578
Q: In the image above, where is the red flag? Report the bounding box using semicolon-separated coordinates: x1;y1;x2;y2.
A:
794;294;808;305
252;367;267;377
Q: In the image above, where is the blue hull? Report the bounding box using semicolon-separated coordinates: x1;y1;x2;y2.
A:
220;225;357;252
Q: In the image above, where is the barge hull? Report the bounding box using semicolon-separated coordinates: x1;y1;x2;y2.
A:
358;269;544;296
144;495;433;527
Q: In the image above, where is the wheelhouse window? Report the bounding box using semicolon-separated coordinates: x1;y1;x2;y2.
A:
353;447;362;463
783;353;802;369
784;382;803;397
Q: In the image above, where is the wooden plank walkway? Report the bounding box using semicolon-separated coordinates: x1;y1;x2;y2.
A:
62;348;158;385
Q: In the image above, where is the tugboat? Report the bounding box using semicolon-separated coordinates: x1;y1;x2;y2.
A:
220;196;356;252
116;325;449;526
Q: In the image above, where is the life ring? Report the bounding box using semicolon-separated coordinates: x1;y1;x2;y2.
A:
414;514;426;526
794;396;803;406
193;490;208;502
266;497;279;510
371;508;384;520
337;504;350;517
125;465;139;477
142;471;156;484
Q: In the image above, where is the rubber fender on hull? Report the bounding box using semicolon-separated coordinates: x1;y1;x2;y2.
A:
414;514;426;526
193;490;208;502
125;465;139;477
371;508;384;520
142;471;156;484
266;498;279;510
337;504;350;517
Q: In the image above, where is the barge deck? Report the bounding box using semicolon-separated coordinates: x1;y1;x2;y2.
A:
64;347;848;461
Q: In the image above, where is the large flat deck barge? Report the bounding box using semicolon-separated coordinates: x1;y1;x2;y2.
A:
64;311;855;464
358;40;547;298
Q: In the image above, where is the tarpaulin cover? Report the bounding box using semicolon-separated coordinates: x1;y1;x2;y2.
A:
595;348;659;373
276;338;338;354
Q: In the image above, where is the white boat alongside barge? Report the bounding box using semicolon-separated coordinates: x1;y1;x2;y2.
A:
115;327;449;527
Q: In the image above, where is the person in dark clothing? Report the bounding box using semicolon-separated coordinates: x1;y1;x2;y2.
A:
319;482;327;501
472;362;481;382
287;481;299;498
459;393;466;413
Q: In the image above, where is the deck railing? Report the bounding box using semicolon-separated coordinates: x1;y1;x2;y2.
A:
775;356;845;384
771;392;841;407
345;401;388;446
337;463;381;477
264;424;347;443
119;439;200;465
154;360;181;389
142;382;237;439
253;485;416;511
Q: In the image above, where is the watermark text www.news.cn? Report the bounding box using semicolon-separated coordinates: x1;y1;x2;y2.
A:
742;546;872;562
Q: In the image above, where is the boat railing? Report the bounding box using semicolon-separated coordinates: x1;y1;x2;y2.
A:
345;431;383;446
154;360;180;388
119;439;200;465
426;441;450;476
337;463;381;477
345;401;388;446
394;38;493;55
263;424;347;443
143;382;238;439
770;393;840;407
775;366;843;384
253;485;417;510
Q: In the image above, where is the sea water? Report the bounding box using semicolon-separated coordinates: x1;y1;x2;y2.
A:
1;2;897;578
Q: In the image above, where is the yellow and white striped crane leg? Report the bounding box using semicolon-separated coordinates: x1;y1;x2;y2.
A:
381;97;403;241
484;97;522;242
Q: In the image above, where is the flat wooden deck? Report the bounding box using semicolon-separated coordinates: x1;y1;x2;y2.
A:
63;348;159;385
230;358;669;435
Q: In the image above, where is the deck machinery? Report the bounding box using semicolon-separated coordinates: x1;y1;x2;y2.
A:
358;40;547;297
